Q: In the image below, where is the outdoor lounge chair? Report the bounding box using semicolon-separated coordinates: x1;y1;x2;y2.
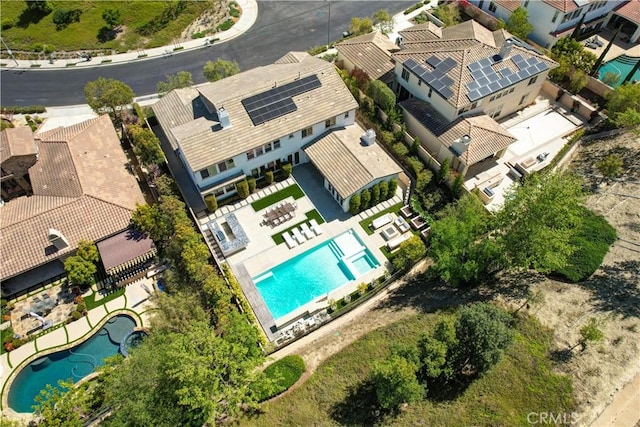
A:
291;227;306;244
309;219;324;235
301;223;315;240
282;231;298;249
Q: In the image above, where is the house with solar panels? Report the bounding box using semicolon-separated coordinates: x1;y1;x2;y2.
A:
152;52;402;212
391;20;557;177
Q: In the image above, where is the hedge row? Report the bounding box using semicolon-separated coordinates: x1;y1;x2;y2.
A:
1;105;46;114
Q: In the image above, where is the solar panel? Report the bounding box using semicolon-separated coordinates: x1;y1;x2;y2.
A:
521;68;533;78
527;57;538;66
424;73;435;84
468;61;482;72
478;85;492;97
512;54;525;64
426;55;441;68
486;72;499;82
507;73;521;84
534;62;548;72
418;69;429;80
488;81;501;92
430;68;445;80
467;81;480;91
499;68;513;76
467;89;481;102
439;57;457;72
471;69;485;80
404;58;419;69
498;78;510;88
431;80;446;92
249;98;297;126
439;75;454;88
439;86;454;99
479;57;493;68
477;76;490;87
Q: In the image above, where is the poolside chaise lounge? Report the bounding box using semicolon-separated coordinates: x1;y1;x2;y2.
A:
371;214;393;230
282;231;298;249
291;227;306;244
301;223;315;240
309;219;324;235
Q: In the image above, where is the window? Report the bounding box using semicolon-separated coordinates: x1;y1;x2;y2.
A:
246;150;255;160
491;106;502;119
519;94;529;105
255;146;264;156
344;111;350;118
528;75;538;86
401;68;410;82
200;169;210;179
570;9;581;20
470;101;478;109
225;183;235;192
490;95;496;102
302;126;313;138
478;0;484;8
508;87;515;94
428;88;433;98
289;133;294;139
325;117;336;128
496;92;503;99
488;2;497;13
217;161;228;173
562;13;570;23
273;140;281;150
214;188;225;197
418;79;422;86
552;11;559;23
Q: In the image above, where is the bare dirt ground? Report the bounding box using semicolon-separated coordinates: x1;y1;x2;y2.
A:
268;132;639;425
179;1;231;42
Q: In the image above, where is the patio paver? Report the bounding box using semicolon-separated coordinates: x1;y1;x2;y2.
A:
36;327;66;352
7;341;36;369
87;308;106;328
105;295;126;313
65;317;91;343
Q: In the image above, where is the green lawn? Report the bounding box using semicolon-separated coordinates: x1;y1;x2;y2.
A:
243;311;574;426
359;203;403;235
84;287;126;311
251;184;305;212
1;1;214;52
271;210;324;245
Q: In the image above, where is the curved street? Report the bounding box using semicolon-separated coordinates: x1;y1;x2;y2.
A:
0;1;412;106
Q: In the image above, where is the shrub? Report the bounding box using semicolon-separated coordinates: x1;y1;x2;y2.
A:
229;6;240;18
247;177;257;194
265;171;274;185
393;142;409;157
256;355;305;401
406;156;425;178
349;194;361;215
71;311;83;321
236;180;249;199
388;178;398;198
404;2;423;14
76;302;86;313
204;195;218;212
370;184;381;206
191;32;206;39
379;181;389;200
281;163;292;178
360;189;371;210
217;19;234;32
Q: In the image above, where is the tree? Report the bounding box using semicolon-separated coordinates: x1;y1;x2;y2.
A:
373;9;394;34
64;255;96;285
247;176;257;193
429;194;500;286
378;180;389;200
129;125;165;166
25;0;51;14
388;178;398;198
102;8;122;29
236;180;249;198
497;172;586;273
415;170;433;194
417;334;449;380
579;317;604;350
370;184;381;206
437;157;450;183
596;154;624;178
569;69;588;93
349;194;361;214
360;188;371;210
265;170;274;185
551;37;597;75
366;80;396;113
76;240;99;263
455;303;514;374
349;17;373;36
204;194;218;212
84;78;135;124
601;71;620;87
505;7;533;39
203;59;240;82
281;163;292;178
431;3;460;27
606;83;640;128
156;71;193;96
370;355;423;410
33;380;86;427
451;173;464;199
392;235;427;271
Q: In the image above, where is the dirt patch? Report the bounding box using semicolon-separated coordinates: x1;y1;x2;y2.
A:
179;1;230;42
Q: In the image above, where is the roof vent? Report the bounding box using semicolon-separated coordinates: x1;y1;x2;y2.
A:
48;228;69;251
396;35;404;48
218;107;231;129
451;134;471;155
361;129;376;146
499;40;514;60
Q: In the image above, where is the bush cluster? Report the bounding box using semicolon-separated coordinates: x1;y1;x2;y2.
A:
1;105;46;114
255;355;305;401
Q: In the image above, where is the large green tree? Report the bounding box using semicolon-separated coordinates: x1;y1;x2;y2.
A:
64;255;96;285
84;78;135;124
505;7;533;39
203;59;240;82
606;83;640;129
497;172;585;273
551;37;597;75
431;3;460;27
392;235;427;272
129;125;165;166
156;71;193;96
370;355;423;410
33;380;88;427
349;17;373;36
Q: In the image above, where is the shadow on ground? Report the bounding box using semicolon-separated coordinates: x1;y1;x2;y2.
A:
329;379;392;426
580;259;640;318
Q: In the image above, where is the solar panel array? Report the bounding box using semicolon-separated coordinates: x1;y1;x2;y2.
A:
465;53;548;102
403;57;457;100
242;75;322;126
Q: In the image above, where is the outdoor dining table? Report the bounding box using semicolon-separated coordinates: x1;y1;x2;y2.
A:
264;202;296;225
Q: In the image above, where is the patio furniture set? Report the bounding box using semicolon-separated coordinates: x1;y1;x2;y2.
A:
399;205;431;241
263;201;297;226
281;219;324;249
584;35;604;49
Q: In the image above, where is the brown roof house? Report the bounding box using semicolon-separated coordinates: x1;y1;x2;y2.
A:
335;31;400;85
152;52;403;213
0;116;147;298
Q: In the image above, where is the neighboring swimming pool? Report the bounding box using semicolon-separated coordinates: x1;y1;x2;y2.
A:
253;229;379;320
7;314;136;413
598;55;640;87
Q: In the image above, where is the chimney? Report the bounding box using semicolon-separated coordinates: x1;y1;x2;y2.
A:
499;40;513;60
451;134;471;155
48;228;69;251
361;129;376;146
218;107;231;129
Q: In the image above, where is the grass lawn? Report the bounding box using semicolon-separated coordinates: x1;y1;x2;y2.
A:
84;287;126;311
244;311;574;426
359;203;403;235
251;184;305;212
271;210;324;245
1;1;213;52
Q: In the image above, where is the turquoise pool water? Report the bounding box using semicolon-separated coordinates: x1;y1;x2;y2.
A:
7;314;136;413
254;229;379;319
598;55;640;87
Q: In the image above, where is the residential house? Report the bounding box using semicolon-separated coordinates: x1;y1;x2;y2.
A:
0;116;149;298
152;52;402;212
609;0;640;43
470;0;628;47
335;31;400;85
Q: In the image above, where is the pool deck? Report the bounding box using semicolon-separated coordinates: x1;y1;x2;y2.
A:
1;276;158;419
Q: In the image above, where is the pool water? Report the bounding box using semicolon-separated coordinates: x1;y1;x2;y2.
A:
598;55;640;87
7;314;136;413
254;229;378;319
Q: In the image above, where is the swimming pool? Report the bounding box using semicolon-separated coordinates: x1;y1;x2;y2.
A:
598;55;640;87
253;229;379;320
7;314;136;413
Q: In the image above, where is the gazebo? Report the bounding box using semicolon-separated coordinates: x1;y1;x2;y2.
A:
97;228;157;285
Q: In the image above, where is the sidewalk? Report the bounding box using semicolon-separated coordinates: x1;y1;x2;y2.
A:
0;0;257;71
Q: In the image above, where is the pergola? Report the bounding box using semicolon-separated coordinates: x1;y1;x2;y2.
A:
97;229;157;277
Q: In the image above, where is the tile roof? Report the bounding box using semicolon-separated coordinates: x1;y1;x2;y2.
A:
335;32;398;81
542;0;580;12
152;53;358;172
615;0;640;24
0;115;145;280
397;22;442;42
0;127;38;159
494;0;522;12
399;99;516;165
303;125;402;199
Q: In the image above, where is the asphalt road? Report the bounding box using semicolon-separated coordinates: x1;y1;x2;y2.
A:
0;1;413;106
